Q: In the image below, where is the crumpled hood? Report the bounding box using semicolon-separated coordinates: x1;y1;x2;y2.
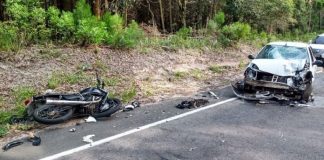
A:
250;59;306;76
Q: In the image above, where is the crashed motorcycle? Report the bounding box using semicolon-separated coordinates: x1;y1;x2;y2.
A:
25;73;122;124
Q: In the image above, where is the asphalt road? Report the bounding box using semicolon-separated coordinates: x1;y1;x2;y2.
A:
1;72;324;160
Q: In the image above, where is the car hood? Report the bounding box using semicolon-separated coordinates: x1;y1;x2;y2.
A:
250;59;306;76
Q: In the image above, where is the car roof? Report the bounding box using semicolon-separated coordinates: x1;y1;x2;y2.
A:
268;42;309;48
310;44;324;49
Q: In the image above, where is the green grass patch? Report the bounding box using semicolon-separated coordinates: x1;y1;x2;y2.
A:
209;65;224;74
0;124;9;137
173;71;188;79
190;69;204;80
47;71;91;89
104;77;120;87
121;84;137;103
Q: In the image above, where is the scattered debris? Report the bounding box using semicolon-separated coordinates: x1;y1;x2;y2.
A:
189;147;198;152
85;116;97;123
28;136;41;146
2;140;24;151
83;135;95;144
258;100;270;104
208;91;220;99
176;99;209;109
69;128;76;132
289;101;310;107
123;101;141;112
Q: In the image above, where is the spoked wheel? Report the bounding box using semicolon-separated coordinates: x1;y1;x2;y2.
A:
92;98;122;118
33;105;74;124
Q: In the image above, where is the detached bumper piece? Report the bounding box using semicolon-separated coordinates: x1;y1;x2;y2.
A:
231;80;274;101
231;80;293;101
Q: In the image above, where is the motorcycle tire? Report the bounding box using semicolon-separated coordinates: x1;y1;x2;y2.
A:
33;105;74;124
92;98;122;118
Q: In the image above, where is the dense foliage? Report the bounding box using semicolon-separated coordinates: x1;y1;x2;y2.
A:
0;0;324;51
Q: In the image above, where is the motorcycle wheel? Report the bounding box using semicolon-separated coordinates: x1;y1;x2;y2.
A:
92;98;122;118
33;105;74;124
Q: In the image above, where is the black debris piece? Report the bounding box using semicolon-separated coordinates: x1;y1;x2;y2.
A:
28;136;41;146
2;140;24;151
176;99;209;109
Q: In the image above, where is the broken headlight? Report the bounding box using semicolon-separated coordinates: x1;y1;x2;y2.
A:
245;67;257;79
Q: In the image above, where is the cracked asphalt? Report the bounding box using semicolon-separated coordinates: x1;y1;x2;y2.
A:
1;72;324;160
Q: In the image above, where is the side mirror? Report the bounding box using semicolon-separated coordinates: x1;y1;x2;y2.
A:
248;55;255;60
313;60;324;67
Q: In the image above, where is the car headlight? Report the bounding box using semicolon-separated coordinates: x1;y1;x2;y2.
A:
251;63;259;70
246;68;257;79
287;78;293;87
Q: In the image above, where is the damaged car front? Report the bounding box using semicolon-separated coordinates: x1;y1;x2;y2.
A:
232;42;323;102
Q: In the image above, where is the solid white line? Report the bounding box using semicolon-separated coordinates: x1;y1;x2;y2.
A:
40;98;237;160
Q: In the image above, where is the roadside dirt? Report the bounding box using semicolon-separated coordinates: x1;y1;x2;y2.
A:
0;44;258;141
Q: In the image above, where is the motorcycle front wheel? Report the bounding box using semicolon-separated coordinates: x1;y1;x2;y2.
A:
33;105;74;124
92;98;122;118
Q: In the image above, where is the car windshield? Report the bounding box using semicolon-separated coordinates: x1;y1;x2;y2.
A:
256;45;308;60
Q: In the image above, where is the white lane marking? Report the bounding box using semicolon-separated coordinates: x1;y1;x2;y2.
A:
40;98;237;160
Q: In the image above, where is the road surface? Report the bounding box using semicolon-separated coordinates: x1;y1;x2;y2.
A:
1;73;324;160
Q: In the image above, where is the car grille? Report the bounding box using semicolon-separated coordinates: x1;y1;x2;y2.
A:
256;72;287;83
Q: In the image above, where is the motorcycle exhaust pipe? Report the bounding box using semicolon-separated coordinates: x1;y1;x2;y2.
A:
45;99;101;106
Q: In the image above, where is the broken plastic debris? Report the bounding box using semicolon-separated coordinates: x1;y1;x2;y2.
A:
208;91;219;99
83;134;95;144
176;99;209;109
28;136;41;146
123;101;141;112
69;128;76;132
2;140;24;151
85;116;97;123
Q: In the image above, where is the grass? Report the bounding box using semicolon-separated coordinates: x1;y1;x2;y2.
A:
190;69;204;80
104;77;120;87
0;86;36;137
209;65;224;74
39;49;62;59
47;71;91;89
173;71;188;80
121;84;137;103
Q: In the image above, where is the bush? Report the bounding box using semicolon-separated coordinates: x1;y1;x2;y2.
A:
175;27;192;40
0;22;19;51
213;11;225;26
75;17;107;45
221;22;251;42
48;7;76;42
115;21;144;48
73;0;92;24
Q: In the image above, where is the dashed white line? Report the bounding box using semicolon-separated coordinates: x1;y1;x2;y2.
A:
40;98;237;160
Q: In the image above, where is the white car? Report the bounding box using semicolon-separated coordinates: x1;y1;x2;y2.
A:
232;42;323;102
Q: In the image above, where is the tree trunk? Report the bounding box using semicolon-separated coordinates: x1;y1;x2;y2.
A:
169;0;173;32
125;0;128;26
178;0;187;27
94;0;101;19
159;0;166;33
104;0;109;12
146;0;156;27
0;0;4;21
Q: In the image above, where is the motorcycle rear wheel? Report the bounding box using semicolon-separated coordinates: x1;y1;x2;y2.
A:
92;98;122;118
33;105;74;124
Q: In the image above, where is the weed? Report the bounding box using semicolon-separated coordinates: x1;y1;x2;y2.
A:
173;71;188;79
209;65;224;74
39;49;62;59
238;59;247;69
48;71;91;89
121;84;137;103
190;69;204;80
93;60;108;71
13;86;36;108
0;124;9;137
104;77;120;87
